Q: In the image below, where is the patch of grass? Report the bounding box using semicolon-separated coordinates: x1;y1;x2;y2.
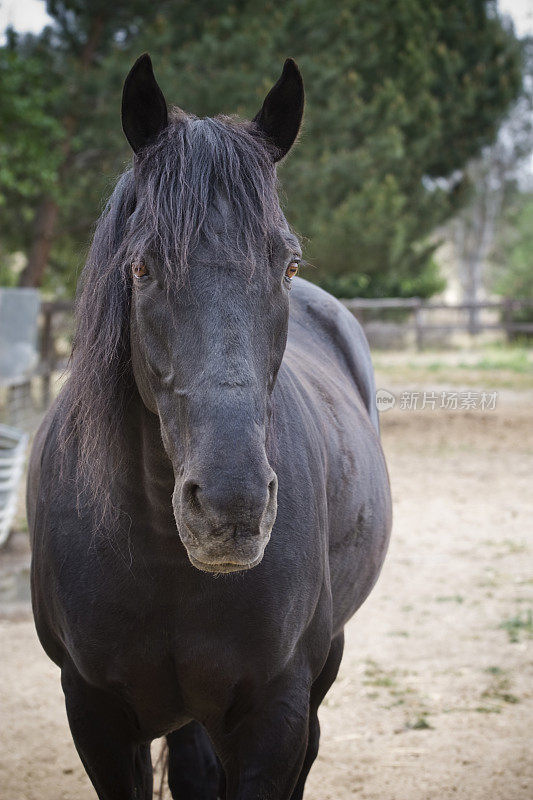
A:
390;688;416;699
499;610;533;643
373;344;533;389
499;693;519;704
465;350;531;374
363;660;399;690
481;671;520;706
475;706;502;714
484;538;529;555
14;515;28;533
500;539;528;555
418;349;531;374
366;675;395;688
385;698;405;708
478;569;501;589
436;595;464;604
406;715;433;730
387;630;410;637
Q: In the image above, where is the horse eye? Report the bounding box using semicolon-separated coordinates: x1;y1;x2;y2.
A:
285;260;299;280
132;258;148;279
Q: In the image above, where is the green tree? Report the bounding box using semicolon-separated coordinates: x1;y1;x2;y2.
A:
163;0;522;297
0;2;167;291
0;0;524;297
0;30;63;284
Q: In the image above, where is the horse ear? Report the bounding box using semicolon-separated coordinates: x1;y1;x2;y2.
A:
122;53;168;154
253;59;304;162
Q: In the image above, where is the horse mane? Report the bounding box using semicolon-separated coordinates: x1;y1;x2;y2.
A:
58;112;281;522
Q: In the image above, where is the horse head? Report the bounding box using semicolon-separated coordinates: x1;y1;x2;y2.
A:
122;55;304;573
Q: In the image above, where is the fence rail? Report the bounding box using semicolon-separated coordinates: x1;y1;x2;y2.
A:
36;296;533;379
342;297;533;350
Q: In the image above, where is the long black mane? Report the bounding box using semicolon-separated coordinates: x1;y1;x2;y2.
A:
59;112;281;520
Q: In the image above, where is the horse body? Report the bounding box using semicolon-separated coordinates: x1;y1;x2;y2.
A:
30;277;389;729
28;56;391;800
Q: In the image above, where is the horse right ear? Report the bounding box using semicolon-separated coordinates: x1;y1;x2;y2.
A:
253;59;304;162
122;54;168;154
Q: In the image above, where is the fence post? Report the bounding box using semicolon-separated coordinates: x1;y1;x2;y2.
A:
467;304;477;336
40;306;53;408
413;298;423;351
503;297;513;342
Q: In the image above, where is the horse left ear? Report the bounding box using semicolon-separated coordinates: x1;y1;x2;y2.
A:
122;53;168;154
253;59;304;162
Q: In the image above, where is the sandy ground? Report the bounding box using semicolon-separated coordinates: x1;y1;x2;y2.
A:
0;383;532;799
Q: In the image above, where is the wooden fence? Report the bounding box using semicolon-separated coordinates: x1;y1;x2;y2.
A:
38;296;533;392
343;297;533;350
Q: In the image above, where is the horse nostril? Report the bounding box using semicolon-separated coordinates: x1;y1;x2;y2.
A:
182;480;201;512
268;477;277;499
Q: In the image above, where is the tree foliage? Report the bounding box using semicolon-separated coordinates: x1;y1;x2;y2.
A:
493;194;533;297
490;192;533;330
0;0;524;297
0;34;62;204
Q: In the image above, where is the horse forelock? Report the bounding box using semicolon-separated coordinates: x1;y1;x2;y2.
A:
132;112;281;286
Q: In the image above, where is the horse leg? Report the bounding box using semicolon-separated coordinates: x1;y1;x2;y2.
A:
166;721;221;799
210;671;312;800
289;632;345;800
61;664;153;800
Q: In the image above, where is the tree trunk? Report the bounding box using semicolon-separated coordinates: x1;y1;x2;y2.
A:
18;197;59;287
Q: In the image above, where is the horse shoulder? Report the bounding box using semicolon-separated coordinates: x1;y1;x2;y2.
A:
289;278;379;432
287;279;391;627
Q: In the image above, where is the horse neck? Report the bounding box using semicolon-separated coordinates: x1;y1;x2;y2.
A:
125;394;176;521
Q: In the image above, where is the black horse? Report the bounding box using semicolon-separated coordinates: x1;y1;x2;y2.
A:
28;55;392;800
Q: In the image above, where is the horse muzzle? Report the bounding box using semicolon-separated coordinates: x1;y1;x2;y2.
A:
173;472;278;573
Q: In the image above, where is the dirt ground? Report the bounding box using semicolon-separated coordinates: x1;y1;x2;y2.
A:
0;375;532;799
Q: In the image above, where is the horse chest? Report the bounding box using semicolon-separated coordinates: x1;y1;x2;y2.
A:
37;492;330;735
59;572;297;734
